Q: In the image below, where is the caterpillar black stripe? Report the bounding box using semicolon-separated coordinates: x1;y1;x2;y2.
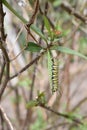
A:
52;58;59;93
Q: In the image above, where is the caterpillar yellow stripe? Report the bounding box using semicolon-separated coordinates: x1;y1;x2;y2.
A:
51;58;59;93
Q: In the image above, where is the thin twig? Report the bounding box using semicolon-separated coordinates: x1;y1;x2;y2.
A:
0;109;5;130
27;0;39;28
9;25;24;55
0;0;6;41
0;1;10;100
9;54;41;80
25;0;39;44
0;41;10;100
61;1;87;24
0;105;14;130
9;44;52;80
40;105;83;125
39;2;49;44
0;57;5;84
25;0;39;33
0;41;10;101
39;7;54;29
10;46;26;61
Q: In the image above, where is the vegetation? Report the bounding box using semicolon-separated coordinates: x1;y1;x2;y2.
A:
0;0;87;130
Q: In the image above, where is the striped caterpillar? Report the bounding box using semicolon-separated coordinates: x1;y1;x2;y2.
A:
51;58;61;95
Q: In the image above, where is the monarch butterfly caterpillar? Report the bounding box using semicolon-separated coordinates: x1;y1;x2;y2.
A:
51;58;60;94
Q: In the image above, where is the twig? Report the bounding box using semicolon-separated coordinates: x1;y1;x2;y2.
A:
9;25;24;55
9;54;41;80
26;0;39;28
25;0;39;44
10;46;26;61
72;20;87;34
0;109;4;130
0;57;5;84
39;2;49;44
40;105;83;125
0;0;6;41
39;7;54;29
0;105;14;130
9;44;53;80
25;0;39;37
61;1;87;24
0;1;10;100
0;41;10;100
0;0;6;84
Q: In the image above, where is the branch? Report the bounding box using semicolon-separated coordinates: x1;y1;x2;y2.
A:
61;1;87;24
9;54;41;80
39;2;49;44
25;0;39;43
0;41;10;100
40;105;83;125
0;0;6;41
9;44;48;80
0;105;14;130
26;0;39;28
0;57;5;84
39;7;54;29
0;1;10;100
0;0;6;84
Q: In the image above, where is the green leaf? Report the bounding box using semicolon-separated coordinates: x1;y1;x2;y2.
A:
31;25;47;43
36;91;47;105
43;16;52;38
47;50;52;91
51;46;87;60
25;42;43;52
26;100;38;108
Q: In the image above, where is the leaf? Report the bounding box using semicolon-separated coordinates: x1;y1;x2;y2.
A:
47;50;52;91
31;25;47;42
26;100;38;108
25;42;43;52
43;16;52;37
37;91;46;105
51;46;87;60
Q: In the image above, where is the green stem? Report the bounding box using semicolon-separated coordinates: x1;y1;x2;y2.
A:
2;0;27;24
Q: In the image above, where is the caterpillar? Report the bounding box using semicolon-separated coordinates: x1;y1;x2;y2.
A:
51;58;59;93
